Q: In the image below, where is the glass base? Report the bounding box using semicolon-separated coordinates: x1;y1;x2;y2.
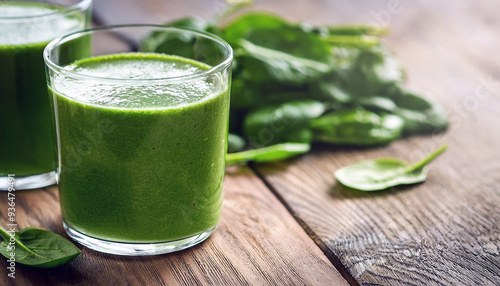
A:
0;171;56;190
63;222;216;256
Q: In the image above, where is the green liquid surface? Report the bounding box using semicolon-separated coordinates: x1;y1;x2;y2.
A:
0;2;85;176
53;53;229;242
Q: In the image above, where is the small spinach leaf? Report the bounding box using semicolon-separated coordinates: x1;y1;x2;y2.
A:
262;91;312;105
244;100;325;147
226;143;310;164
311;109;404;145
323;35;381;48
335;144;447;191
391;89;448;134
0;227;81;268
222;13;289;46
337;45;405;97
141;17;219;60
311;81;352;104
324;25;389;36
302;24;388;37
237;40;332;84
244;26;332;63
230;78;263;110
357;96;397;113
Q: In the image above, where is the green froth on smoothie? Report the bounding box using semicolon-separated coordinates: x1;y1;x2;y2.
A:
0;1;57;17
53;53;229;242
55;53;221;109
0;2;83;46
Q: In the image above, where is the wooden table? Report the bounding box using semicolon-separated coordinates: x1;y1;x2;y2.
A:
2;0;499;285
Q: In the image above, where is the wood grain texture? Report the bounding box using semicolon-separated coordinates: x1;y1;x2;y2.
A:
251;1;500;285
0;168;346;285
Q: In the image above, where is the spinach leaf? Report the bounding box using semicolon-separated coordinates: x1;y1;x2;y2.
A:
230;78;263;109
337;45;405;97
311;109;404;145
311;81;352;104
235;26;333;85
228;78;262;134
238;39;332;84
391;89;448;134
226;143;310;164
222;13;289;46
244;26;332;63
357;96;397;113
302;24;388;37
244;100;325;147
262;91;313;105
141;17;219;59
325;25;389;36
227;133;246;153
141;7;450;163
335;145;447;191
0;227;81;268
323;35;381;48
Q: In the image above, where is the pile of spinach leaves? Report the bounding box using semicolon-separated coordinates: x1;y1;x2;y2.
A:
143;1;448;163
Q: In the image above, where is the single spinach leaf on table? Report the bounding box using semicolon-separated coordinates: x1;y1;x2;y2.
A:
0;227;81;268
311;109;404;145
226;143;310;164
243;100;326;147
335;144;447;191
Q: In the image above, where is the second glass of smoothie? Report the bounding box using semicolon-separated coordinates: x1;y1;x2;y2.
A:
0;0;91;190
44;25;232;255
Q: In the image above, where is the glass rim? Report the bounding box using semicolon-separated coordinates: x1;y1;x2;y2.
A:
0;0;92;20
44;24;234;84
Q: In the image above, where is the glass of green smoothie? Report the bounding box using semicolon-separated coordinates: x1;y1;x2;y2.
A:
44;25;233;255
0;0;91;190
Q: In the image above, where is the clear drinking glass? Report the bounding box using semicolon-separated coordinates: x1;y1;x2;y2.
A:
44;25;233;255
0;0;92;190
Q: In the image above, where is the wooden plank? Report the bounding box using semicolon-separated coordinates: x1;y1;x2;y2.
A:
0;168;347;285
253;1;500;285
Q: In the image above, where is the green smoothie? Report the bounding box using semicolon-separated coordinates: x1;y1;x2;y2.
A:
0;2;85;177
52;53;229;243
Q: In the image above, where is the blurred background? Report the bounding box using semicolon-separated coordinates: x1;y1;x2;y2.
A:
92;0;500;119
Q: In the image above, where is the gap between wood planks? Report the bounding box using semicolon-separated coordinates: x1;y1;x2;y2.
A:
249;164;360;286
